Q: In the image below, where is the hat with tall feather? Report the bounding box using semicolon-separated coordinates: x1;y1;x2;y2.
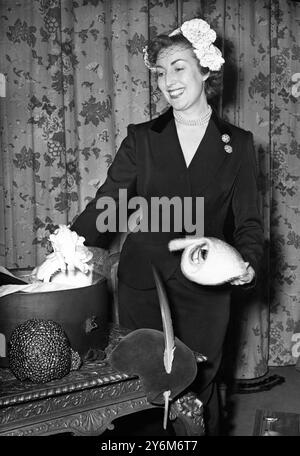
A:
108;265;206;429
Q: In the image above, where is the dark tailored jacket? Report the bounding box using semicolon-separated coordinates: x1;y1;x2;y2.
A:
72;107;265;290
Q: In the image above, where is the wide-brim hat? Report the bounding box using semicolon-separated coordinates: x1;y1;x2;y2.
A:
109;327;198;404
108;265;206;427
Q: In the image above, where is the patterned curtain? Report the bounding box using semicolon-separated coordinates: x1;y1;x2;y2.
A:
0;0;299;378
269;0;300;366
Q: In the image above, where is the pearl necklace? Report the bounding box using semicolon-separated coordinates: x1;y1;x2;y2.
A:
173;105;212;127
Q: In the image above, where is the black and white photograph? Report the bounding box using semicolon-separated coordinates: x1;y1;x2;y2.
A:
0;0;299;444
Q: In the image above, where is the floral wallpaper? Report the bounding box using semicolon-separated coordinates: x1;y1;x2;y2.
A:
0;0;299;378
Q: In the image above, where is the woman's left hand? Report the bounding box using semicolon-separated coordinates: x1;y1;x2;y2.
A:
230;262;255;286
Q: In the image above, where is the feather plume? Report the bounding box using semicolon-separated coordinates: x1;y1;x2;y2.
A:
163;390;171;430
152;265;176;374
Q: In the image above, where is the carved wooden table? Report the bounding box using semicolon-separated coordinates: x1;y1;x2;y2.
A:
0;327;204;436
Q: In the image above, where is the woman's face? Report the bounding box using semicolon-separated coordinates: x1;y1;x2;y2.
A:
155;45;209;113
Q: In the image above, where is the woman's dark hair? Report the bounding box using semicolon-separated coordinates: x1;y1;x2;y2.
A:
147;33;223;100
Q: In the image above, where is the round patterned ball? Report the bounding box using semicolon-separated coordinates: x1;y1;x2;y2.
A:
8;319;81;383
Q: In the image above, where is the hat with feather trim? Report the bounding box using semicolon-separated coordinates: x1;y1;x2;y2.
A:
108;265;206;429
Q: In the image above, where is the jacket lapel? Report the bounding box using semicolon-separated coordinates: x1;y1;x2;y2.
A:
188;108;233;194
149;106;234;195
149;108;190;196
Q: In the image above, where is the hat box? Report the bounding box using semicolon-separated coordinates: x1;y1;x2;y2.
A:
0;269;109;368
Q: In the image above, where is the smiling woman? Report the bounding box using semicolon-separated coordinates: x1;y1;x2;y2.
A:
144;26;224;168
35;17;265;436
69;18;264;436
155;48;209;117
145;31;223;102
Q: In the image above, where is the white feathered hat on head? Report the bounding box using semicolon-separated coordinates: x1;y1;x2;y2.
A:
143;18;225;72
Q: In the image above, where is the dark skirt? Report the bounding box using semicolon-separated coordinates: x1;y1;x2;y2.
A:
118;268;231;435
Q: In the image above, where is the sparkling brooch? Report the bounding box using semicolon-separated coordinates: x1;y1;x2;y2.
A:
221;134;230;144
224;144;233;154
